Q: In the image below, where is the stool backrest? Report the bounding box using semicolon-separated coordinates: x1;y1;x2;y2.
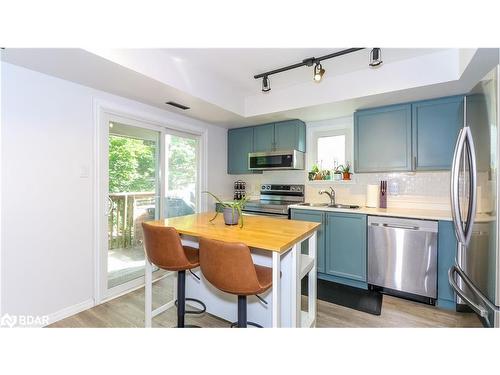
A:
142;222;191;270
199;237;261;295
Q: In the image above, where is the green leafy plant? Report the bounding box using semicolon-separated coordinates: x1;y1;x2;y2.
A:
203;191;250;228
338;162;351;174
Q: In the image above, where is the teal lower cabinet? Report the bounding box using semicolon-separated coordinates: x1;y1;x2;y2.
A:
290;209;325;273
437;220;457;309
290;209;367;289
324;212;368;288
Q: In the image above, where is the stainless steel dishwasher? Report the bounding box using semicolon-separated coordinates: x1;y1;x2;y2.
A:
368;216;438;304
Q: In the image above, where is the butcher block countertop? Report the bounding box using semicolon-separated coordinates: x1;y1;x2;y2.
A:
145;212;320;253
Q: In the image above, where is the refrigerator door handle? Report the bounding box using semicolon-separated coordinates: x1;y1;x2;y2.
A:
450;127;467;245
448;264;489;320
463;127;478;247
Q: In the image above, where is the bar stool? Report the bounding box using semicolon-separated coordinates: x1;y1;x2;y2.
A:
142;222;206;328
199;237;272;328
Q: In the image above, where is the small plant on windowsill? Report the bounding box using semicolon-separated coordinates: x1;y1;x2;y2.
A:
321;169;331;180
338;162;352;180
308;164;321;181
308;163;334;181
333;169;342;181
202;191;250;228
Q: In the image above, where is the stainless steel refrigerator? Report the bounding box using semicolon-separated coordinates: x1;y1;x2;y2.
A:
449;63;500;327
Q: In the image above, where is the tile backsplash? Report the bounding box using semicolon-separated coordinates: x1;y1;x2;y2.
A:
231;170;455;211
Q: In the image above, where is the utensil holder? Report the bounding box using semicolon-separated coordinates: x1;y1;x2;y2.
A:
379;180;387;208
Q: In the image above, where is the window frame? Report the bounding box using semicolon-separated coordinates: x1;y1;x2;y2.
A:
307;117;353;173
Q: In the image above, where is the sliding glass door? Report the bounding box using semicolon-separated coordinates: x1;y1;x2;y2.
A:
99;113;201;300
164;132;199;218
107;121;161;290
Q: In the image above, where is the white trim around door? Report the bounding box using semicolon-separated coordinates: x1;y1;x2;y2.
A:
93;99;207;305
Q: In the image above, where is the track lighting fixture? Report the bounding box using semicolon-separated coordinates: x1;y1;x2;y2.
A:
254;48;385;93
262;75;271;93
313;62;325;82
369;48;383;67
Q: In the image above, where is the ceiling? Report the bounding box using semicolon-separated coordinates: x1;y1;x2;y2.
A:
2;48;498;128
160;48;445;94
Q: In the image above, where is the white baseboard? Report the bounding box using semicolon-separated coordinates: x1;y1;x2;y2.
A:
45;298;95;326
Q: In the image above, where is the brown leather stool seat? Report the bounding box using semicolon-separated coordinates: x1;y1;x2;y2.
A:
199;237;273;328
142;223;206;327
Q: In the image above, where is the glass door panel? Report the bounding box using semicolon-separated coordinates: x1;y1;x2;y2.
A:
107;121;160;289
164;133;199;218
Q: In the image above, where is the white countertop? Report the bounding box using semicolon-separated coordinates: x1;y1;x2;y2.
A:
289;203;453;221
289;204;494;222
289;204;495;223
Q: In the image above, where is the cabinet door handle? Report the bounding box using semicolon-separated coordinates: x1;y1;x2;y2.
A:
412;155;417;170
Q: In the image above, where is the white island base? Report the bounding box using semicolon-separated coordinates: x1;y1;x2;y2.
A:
144;232;317;328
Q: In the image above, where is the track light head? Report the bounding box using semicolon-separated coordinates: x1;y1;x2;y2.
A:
262;75;271;92
313;63;325;82
369;48;383;67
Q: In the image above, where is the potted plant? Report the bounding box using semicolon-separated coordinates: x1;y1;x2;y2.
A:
338;162;352;180
203;191;249;228
322;169;331;180
333;166;342;181
309;164;321;181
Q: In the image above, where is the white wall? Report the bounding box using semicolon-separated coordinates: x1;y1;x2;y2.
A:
0;62;232;320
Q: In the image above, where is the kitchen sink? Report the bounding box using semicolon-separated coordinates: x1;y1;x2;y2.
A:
328;204;360;209
298;203;360;209
298;203;329;207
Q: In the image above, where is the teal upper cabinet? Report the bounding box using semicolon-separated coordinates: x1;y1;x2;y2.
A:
253;120;306;152
290;209;325;273
412;96;463;170
354;104;412;172
354;95;465;173
253;123;275;152
325;212;367;282
227;127;255;174
274;120;306;152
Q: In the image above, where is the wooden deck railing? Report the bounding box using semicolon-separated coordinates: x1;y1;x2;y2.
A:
108;192;156;250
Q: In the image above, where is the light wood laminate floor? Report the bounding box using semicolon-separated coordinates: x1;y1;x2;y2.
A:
49;277;483;328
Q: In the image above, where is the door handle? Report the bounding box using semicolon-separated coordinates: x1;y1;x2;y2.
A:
450;127;467;245
463;127;477;247
382;223;420;231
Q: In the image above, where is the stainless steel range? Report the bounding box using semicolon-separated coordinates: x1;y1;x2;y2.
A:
243;184;305;217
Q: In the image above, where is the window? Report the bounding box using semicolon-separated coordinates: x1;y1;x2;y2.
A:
309;124;352;172
317;134;346;170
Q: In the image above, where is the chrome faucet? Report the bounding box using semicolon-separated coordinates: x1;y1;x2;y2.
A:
319;187;336;206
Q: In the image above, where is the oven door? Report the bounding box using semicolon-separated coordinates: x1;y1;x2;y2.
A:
248;150;304;170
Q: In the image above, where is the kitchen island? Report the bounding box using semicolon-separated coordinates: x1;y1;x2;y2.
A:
144;212;320;328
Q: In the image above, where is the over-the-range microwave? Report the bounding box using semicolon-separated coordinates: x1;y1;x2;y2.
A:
248;150;305;170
